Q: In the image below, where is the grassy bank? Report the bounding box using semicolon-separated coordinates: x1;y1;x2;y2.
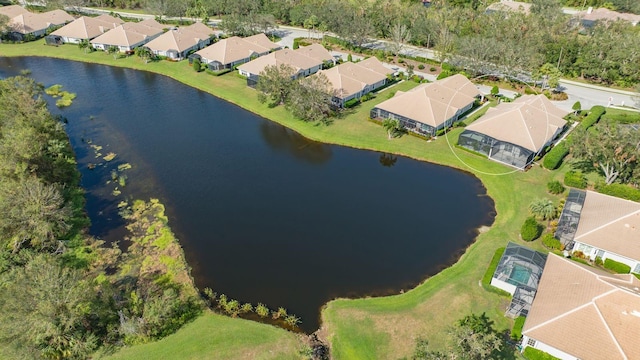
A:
0;42;556;359
101;311;304;360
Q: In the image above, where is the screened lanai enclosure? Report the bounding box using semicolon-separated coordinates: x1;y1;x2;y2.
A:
458;130;535;170
491;243;548;318
554;189;586;251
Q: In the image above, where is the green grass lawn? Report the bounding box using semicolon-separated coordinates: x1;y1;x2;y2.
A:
100;311;304;360
0;41;563;359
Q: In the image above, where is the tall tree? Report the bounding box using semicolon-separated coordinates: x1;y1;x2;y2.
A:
389;23;412;61
256;63;297;106
286;73;334;123
571;122;640;184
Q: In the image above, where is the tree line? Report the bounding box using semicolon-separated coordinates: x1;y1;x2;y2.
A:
41;0;640;87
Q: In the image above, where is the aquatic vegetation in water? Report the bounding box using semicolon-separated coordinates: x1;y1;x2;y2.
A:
45;84;76;107
118;163;132;171
103;152;117;162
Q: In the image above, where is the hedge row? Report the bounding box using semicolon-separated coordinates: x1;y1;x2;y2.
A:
594;182;640;202
564;170;587;189
579;105;606;130
542;142;569;169
481;247;506;286
604;258;631;274
511;316;526;340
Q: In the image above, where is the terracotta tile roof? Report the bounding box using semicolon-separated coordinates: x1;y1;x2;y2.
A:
145;23;214;54
486;0;532;14
464;94;568;152
294;43;333;63
238;48;322;76
0;5;30;19
195;35;280;65
374;74;480;128
3;7;73;35
52;16;122;40
319;58;392;99
574;191;640;261
523;254;640;360
579;8;640;25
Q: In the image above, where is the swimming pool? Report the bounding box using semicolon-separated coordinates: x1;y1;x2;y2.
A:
508;264;532;286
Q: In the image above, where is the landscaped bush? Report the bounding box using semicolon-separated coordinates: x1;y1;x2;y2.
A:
523;346;561;360
437;70;451;80
418;64;425;70
564;171;587;189
344;98;360;108
579;105;606;130
205;68;232;76
602;112;640;124
594;182;640;202
541;233;562;250
546;180;565;195
192;58;202;72
604;258;631;274
511;316;526;340
481;247;505;287
521;217;542;241
430;67;436;71
542;142;569;170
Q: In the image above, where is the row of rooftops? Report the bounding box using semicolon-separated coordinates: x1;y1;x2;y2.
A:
0;5;73;35
195;34;281;65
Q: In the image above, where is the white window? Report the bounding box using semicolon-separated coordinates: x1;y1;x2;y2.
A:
633;263;640;274
527;338;536;347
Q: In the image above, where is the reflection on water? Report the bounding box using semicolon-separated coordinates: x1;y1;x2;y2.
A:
0;57;495;333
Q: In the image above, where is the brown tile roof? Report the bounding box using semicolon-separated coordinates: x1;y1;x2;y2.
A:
3;7;73;35
145;23;214;53
0;5;30;19
93;14;124;24
52;16;122;40
374;74;480;128
319;58;393;99
579;8;640;25
523;254;640;360
91;20;164;48
465;94;568;152
237;47;323;76
486;0;532;14
295;43;333;63
195;35;279;65
574;191;640;261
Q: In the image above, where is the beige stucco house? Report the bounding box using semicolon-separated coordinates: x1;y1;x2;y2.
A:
145;22;214;60
319;57;393;107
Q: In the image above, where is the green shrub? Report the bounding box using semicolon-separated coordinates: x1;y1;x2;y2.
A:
192;57;202;72
482;247;505;286
347;53;353;62
437;70;451;80
523;347;561;360
595;256;603;266
594;182;640;202
602;112;640;124
511;316;526;340
564;170;587;189
418;64;425;70
205;68;232;76
344;98;360;108
292;38;299;49
430;67;436;71
546;180;565;195
521;217;542;241
604;258;631;274
541;233;561;250
542;142;569;170
579;105;606;130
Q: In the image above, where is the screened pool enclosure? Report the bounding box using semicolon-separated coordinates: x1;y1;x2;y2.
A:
458;130;535;170
554;189;586;251
491;243;548;318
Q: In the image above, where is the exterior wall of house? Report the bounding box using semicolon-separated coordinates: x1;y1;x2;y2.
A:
490;278;516;295
63;36;82;44
521;337;579;360
573;241;639;272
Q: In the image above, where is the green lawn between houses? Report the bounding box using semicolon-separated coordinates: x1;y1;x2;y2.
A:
0;41;564;359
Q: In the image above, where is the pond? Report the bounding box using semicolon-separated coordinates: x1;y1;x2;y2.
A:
0;57;495;333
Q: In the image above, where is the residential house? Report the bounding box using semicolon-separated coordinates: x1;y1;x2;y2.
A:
485;0;532;14
293;43;334;66
578;7;640;27
0;5;73;41
49;15;123;44
371;74;480;136
194;33;281;71
318;57;393;107
91;19;165;52
458;94;568;170
237;45;329;84
521;254;640;360
555;189;640;274
144;22;214;60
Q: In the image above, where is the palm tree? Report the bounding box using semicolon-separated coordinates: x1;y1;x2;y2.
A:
529;198;557;228
134;46;153;64
77;39;89;53
382;118;402;139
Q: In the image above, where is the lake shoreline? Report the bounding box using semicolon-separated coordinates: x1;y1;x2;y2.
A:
0;43;552;358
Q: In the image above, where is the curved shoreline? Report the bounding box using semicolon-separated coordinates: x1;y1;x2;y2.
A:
0;43;553;357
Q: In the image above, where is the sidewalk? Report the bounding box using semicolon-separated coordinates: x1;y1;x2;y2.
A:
559;79;638;96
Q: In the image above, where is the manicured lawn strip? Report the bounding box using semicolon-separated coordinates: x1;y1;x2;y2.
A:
101;311;303;360
481;247;505;286
0;42;556;359
523;346;560;360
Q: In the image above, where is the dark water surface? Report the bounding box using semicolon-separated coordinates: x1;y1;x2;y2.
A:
0;57;495;332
